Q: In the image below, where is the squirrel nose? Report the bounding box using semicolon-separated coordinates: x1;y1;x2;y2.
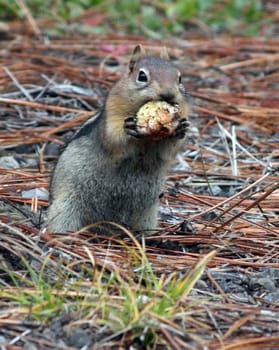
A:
160;93;176;104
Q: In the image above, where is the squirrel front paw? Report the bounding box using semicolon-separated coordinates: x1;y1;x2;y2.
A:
124;115;190;140
173;118;190;139
124;115;143;138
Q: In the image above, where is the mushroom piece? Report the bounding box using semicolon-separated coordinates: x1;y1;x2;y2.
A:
136;101;181;139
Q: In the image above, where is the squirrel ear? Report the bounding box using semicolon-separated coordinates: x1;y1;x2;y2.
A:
160;47;169;60
129;44;146;71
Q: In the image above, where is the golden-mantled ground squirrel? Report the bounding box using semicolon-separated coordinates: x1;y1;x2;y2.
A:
48;45;190;233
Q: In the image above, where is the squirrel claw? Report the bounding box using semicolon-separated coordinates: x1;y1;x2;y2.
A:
124;116;143;138
174;118;190;139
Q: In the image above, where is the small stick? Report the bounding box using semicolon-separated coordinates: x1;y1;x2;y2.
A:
3;67;34;101
15;0;41;36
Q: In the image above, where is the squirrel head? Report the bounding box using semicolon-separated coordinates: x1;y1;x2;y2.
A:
105;45;189;146
115;44;188;115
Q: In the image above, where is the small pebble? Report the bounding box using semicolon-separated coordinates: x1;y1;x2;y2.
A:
0;156;20;169
21;188;49;200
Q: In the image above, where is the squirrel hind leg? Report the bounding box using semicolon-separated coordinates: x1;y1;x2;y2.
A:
132;202;159;232
48;198;83;233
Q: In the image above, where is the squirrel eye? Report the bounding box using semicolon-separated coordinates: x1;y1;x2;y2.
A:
178;74;182;84
137;69;148;83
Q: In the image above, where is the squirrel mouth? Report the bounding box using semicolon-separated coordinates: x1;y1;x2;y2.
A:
143;97;177;107
159;93;176;105
136;98;178;115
